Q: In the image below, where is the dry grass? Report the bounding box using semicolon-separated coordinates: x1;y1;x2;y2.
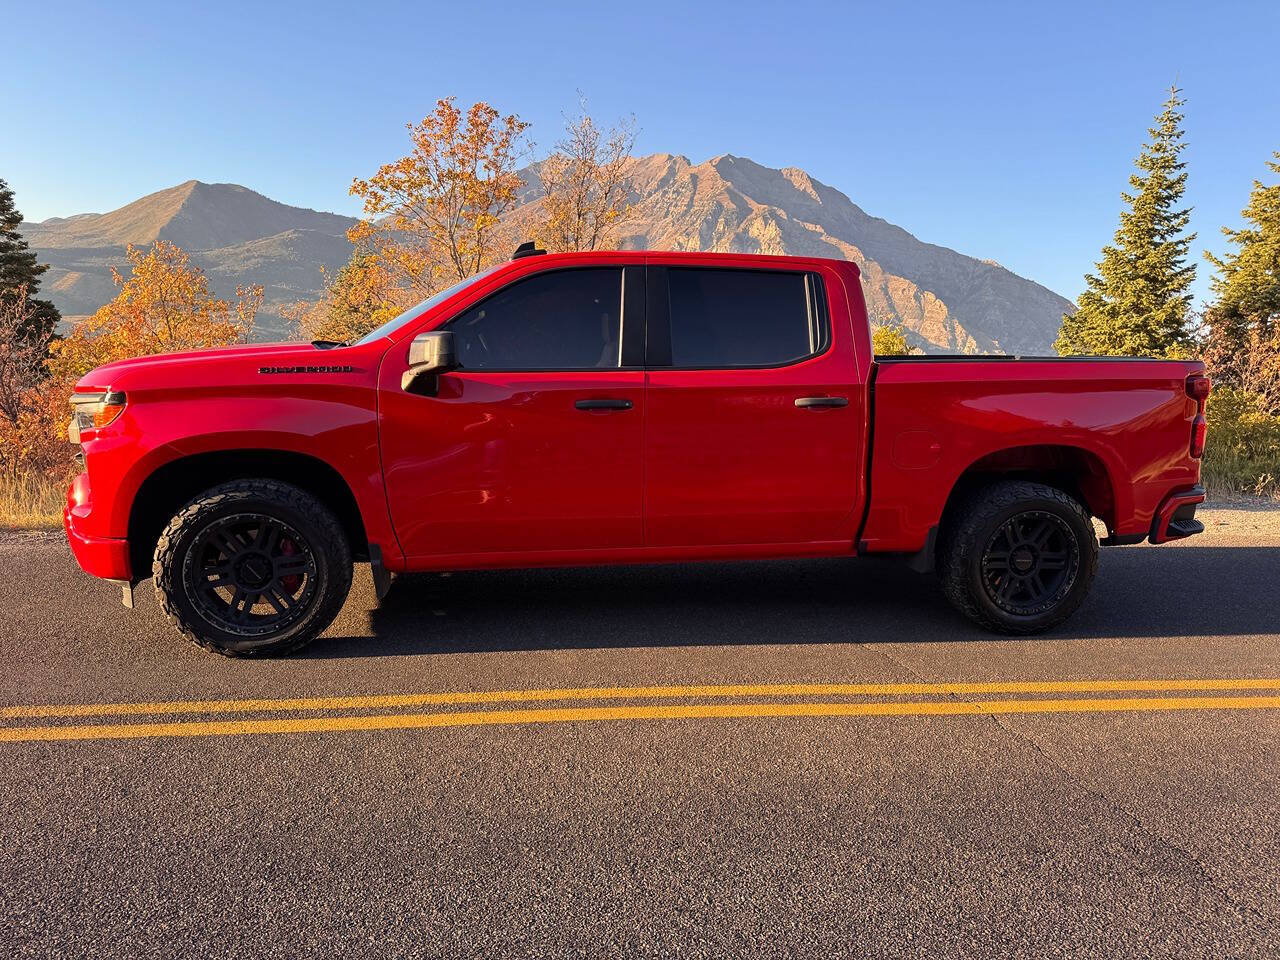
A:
0;470;66;530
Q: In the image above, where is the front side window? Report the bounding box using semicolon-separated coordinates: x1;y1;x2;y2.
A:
351;267;497;347
666;268;828;368
447;268;624;370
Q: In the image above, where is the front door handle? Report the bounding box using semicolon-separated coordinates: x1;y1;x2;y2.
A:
795;396;849;408
575;398;634;411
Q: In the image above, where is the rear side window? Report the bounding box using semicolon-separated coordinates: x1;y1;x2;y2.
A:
447;268;624;370
666;268;828;368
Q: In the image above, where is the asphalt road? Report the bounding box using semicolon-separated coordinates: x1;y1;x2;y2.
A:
2;516;1279;958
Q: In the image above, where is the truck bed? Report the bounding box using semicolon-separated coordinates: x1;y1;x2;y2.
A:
859;356;1205;554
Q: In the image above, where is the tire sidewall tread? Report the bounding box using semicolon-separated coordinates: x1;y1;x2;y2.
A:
152;479;353;657
939;480;1099;635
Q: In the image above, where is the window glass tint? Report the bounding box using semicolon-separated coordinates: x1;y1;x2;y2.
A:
667;269;825;368
448;268;624;370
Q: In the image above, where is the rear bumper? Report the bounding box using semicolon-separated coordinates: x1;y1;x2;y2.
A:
64;473;133;582
1149;485;1206;544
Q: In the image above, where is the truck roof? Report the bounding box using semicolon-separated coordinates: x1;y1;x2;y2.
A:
503;244;861;276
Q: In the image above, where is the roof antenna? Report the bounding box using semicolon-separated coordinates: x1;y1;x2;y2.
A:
511;240;547;260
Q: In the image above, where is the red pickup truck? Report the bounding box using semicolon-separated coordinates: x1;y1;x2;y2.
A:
64;246;1210;656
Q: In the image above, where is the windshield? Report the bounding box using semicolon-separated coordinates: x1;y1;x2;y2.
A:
350;268;498;347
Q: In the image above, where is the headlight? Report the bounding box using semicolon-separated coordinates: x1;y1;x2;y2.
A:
69;390;127;442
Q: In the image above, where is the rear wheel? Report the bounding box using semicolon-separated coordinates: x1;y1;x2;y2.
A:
153;479;352;657
939;480;1098;634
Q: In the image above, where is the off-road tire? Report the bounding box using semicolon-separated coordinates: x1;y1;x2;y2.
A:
939;480;1098;634
153;479;353;657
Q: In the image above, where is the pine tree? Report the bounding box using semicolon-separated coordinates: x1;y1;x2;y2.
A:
0;178;60;344
1056;87;1196;357
1203;152;1280;411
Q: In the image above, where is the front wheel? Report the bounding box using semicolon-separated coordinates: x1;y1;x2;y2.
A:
153;479;353;657
939;480;1098;634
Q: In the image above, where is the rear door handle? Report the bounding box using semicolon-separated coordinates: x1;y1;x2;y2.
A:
795;396;849;408
575;398;634;411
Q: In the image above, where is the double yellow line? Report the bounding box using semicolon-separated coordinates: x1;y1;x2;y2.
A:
3;678;1279;744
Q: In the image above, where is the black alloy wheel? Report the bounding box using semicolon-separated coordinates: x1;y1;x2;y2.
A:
183;513;319;639
938;480;1099;635
979;510;1080;617
153;479;353;657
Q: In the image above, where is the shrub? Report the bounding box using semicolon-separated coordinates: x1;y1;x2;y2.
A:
872;323;913;355
1201;387;1280;499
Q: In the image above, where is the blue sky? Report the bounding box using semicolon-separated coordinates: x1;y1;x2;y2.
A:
3;0;1278;305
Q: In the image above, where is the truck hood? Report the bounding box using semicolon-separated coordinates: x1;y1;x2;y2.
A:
75;342;329;391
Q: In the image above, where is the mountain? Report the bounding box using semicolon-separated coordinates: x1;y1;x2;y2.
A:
23;181;357;336
22;159;1072;351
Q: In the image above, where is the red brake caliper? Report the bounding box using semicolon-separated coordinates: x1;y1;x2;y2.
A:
279;538;302;594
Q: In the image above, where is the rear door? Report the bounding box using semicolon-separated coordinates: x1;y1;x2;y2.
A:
379;264;647;562
642;262;863;547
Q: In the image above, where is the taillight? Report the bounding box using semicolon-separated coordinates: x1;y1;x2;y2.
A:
1186;375;1211;401
1186;374;1210;459
1190;415;1207;458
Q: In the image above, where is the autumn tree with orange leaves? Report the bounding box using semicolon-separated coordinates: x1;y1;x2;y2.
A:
537;99;637;252
0;283;65;485
1;241;262;493
348;98;529;300
0;285;52;428
292;96;638;343
284;252;407;345
48;241;261;382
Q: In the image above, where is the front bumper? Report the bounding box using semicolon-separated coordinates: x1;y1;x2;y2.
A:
1149;485;1206;544
64;472;133;582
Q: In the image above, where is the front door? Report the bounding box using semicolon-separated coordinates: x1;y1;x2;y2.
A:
643;263;863;547
379;265;646;562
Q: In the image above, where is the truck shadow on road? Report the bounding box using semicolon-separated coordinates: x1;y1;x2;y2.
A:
303;545;1280;658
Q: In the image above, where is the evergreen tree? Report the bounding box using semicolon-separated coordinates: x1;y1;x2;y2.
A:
0;178;60;344
1056;87;1196;357
1203;152;1280;411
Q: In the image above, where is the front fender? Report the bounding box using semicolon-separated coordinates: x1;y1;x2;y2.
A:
76;387;402;569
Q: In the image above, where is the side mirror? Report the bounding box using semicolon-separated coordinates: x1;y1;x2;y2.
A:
401;331;457;393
